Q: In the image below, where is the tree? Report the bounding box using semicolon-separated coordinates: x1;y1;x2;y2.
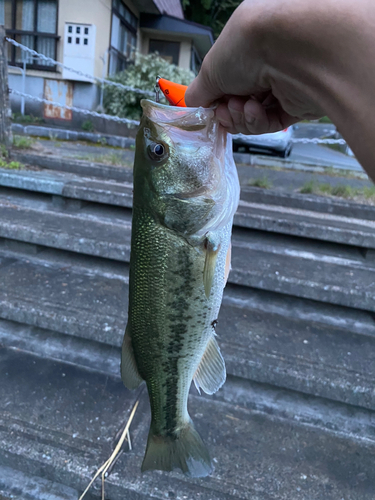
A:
182;0;242;38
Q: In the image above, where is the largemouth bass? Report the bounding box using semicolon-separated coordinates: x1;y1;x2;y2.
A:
121;99;240;477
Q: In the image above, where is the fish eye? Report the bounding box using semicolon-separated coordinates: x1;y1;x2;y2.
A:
154;144;164;156
148;142;168;162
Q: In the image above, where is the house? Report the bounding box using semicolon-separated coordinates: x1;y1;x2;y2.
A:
1;0;213;124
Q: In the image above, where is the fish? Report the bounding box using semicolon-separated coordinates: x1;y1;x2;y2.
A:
121;98;240;478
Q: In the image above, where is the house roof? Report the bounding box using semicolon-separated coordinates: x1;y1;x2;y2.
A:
140;14;214;59
153;0;184;19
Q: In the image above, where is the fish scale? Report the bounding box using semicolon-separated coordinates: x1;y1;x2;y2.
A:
121;99;240;477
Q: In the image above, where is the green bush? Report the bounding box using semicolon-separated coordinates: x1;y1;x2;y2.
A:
103;53;195;120
13;135;34;149
82;120;95;133
0;159;22;169
248;176;272;189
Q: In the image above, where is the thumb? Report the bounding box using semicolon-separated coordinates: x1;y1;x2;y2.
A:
185;61;224;108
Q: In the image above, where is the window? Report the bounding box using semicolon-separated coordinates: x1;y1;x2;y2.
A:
190;45;202;75
109;0;137;75
149;40;180;66
0;0;59;71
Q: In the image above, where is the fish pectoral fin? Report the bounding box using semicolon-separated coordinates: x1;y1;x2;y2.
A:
194;335;226;395
121;327;144;390
203;235;220;299
224;242;232;286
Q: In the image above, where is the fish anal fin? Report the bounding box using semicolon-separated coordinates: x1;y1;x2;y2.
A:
194;335;226;395
203;236;220;299
224;243;232;285
121;326;144;390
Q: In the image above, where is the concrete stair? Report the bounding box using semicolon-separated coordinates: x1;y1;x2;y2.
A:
0;162;375;499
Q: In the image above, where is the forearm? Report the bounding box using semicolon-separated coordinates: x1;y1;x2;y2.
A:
260;0;375;180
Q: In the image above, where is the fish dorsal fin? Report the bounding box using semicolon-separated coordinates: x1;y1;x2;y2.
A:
121;326;144;390
194;335;226;395
203;235;220;299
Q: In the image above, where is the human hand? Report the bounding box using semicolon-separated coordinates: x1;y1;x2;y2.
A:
185;0;325;135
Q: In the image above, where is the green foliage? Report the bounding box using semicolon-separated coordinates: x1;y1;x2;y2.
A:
13;135;34;149
104;53;195;120
330;184;354;198
317;183;332;194
248;176;272;189
12;113;44;124
318;116;333;124
0;159;22;169
300;180;316;194
182;0;242;37
74;152;130;167
0;144;8;158
81;120;95;133
96;152;124;165
363;186;375;199
298;181;375;201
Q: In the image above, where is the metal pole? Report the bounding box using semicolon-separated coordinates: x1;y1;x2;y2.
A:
21;56;26;115
99;49;109;111
0;26;13;151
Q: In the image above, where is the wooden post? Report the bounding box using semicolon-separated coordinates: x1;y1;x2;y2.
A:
0;26;12;152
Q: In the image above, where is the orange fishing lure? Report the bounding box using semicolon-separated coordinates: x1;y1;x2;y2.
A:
157;77;188;107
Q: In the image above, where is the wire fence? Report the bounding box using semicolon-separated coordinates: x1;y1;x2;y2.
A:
10;90;140;126
6;38;153;96
6;38;349;147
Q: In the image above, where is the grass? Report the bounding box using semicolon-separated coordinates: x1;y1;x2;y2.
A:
13;135;35;149
12;113;44;124
330;185;355;198
299;180;315;194
75;152;126;166
0;142;23;169
96;152;124;165
0;159;22;169
363;186;375;198
299;181;375;202
248;176;272;189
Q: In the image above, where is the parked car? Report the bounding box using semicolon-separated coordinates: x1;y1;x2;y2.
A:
232;127;293;158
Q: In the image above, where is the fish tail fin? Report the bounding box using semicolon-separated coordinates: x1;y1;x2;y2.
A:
141;420;213;478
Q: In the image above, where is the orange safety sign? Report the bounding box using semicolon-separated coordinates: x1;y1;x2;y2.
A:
157;78;187;107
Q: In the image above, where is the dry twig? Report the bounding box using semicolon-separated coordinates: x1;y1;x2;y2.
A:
78;399;139;500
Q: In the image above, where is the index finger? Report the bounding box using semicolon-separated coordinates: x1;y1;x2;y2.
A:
185;62;225;108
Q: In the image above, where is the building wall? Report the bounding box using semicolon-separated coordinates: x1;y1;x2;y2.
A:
57;0;112;79
9;74;44;116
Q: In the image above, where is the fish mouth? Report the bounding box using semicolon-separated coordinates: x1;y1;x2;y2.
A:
168;186;211;200
141;99;215;131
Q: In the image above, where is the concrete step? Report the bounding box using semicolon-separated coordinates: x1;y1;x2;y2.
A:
4;163;375;222
2;167;375;246
1;346;374;500
0;249;375;409
0;196;374;312
0;465;78;500
241;186;375;221
13;151;134;183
